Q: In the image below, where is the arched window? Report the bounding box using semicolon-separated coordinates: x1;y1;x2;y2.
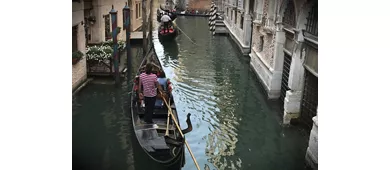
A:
282;0;296;28
305;3;318;36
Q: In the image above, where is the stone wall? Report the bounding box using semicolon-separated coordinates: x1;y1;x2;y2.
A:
72;2;87;91
223;4;251;54
305;115;318;169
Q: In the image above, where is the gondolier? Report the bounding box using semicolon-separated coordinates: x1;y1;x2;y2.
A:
138;63;165;124
161;13;171;33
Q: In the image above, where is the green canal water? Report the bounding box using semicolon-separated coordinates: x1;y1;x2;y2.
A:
72;17;310;170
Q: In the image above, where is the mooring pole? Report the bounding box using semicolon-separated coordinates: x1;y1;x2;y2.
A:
149;0;153;45
110;5;120;86
123;3;132;91
142;0;147;56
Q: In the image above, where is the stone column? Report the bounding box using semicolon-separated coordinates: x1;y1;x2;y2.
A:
283;29;305;124
265;22;285;99
305;112;318;169
91;0;104;43
242;0;252;47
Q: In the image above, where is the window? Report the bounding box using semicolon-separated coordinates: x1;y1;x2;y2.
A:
72;25;78;52
226;8;228;18
259;35;264;52
305;3;318;36
231;10;233;20
249;0;255;14
282;0;296;28
139;3;142;19
240;14;244;29
136;3;142;19
136;4;139;19
103;14;111;40
234;10;237;24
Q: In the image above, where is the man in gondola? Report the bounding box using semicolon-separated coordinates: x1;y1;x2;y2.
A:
160;13;171;33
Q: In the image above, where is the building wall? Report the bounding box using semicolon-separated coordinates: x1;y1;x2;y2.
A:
248;0;318;121
87;0;151;44
131;0;151;31
306;114;318;169
249;0;282;99
187;0;212;11
72;1;87;91
222;0;252;55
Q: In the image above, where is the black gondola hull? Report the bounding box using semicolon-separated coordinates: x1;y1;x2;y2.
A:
130;116;185;170
130;47;186;170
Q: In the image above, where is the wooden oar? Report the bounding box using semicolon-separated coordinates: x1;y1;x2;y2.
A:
159;91;201;170
175;25;198;45
165;96;171;136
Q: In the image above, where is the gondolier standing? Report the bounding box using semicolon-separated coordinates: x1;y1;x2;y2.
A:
161;13;171;33
138;63;165;124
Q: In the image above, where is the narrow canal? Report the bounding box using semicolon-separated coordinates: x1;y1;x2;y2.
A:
72;17;310;170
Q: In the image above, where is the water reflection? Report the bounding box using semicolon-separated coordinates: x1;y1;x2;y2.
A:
161;39;179;59
154;17;310;170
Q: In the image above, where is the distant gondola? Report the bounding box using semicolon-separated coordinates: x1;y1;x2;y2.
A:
130;47;192;170
157;8;177;22
158;22;178;41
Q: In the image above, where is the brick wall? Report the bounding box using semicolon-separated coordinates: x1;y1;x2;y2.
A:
187;0;212;11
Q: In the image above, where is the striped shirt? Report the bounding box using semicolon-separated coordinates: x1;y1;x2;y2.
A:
139;72;158;97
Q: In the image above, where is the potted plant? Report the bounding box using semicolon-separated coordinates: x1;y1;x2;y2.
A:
72;50;84;65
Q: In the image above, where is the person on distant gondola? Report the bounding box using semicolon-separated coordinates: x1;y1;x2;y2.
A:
138;63;165;124
161;13;171;33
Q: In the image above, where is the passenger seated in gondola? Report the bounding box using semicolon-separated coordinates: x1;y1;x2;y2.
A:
155;72;169;107
160;13;171;33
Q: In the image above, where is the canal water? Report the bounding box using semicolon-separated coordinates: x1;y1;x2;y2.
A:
72;17;310;170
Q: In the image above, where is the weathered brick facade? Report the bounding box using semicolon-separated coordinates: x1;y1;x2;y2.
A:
187;0;212;11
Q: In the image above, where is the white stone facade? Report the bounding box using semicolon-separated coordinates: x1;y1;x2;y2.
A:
306;114;318;169
249;0;281;99
248;0;318;124
248;1;318;167
222;0;252;55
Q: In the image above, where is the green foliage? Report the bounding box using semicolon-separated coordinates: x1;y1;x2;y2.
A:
72;50;84;59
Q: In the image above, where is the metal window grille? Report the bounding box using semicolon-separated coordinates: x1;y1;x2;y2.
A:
305;4;318;36
72;25;78;52
103;14;111;40
282;0;296;28
300;70;318;129
280;53;292;112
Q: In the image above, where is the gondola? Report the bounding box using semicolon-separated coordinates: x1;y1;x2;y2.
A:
157;8;177;22
158;22;178;41
130;47;193;170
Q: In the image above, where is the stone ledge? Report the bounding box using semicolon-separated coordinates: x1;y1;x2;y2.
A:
224;20;250;55
249;52;281;99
